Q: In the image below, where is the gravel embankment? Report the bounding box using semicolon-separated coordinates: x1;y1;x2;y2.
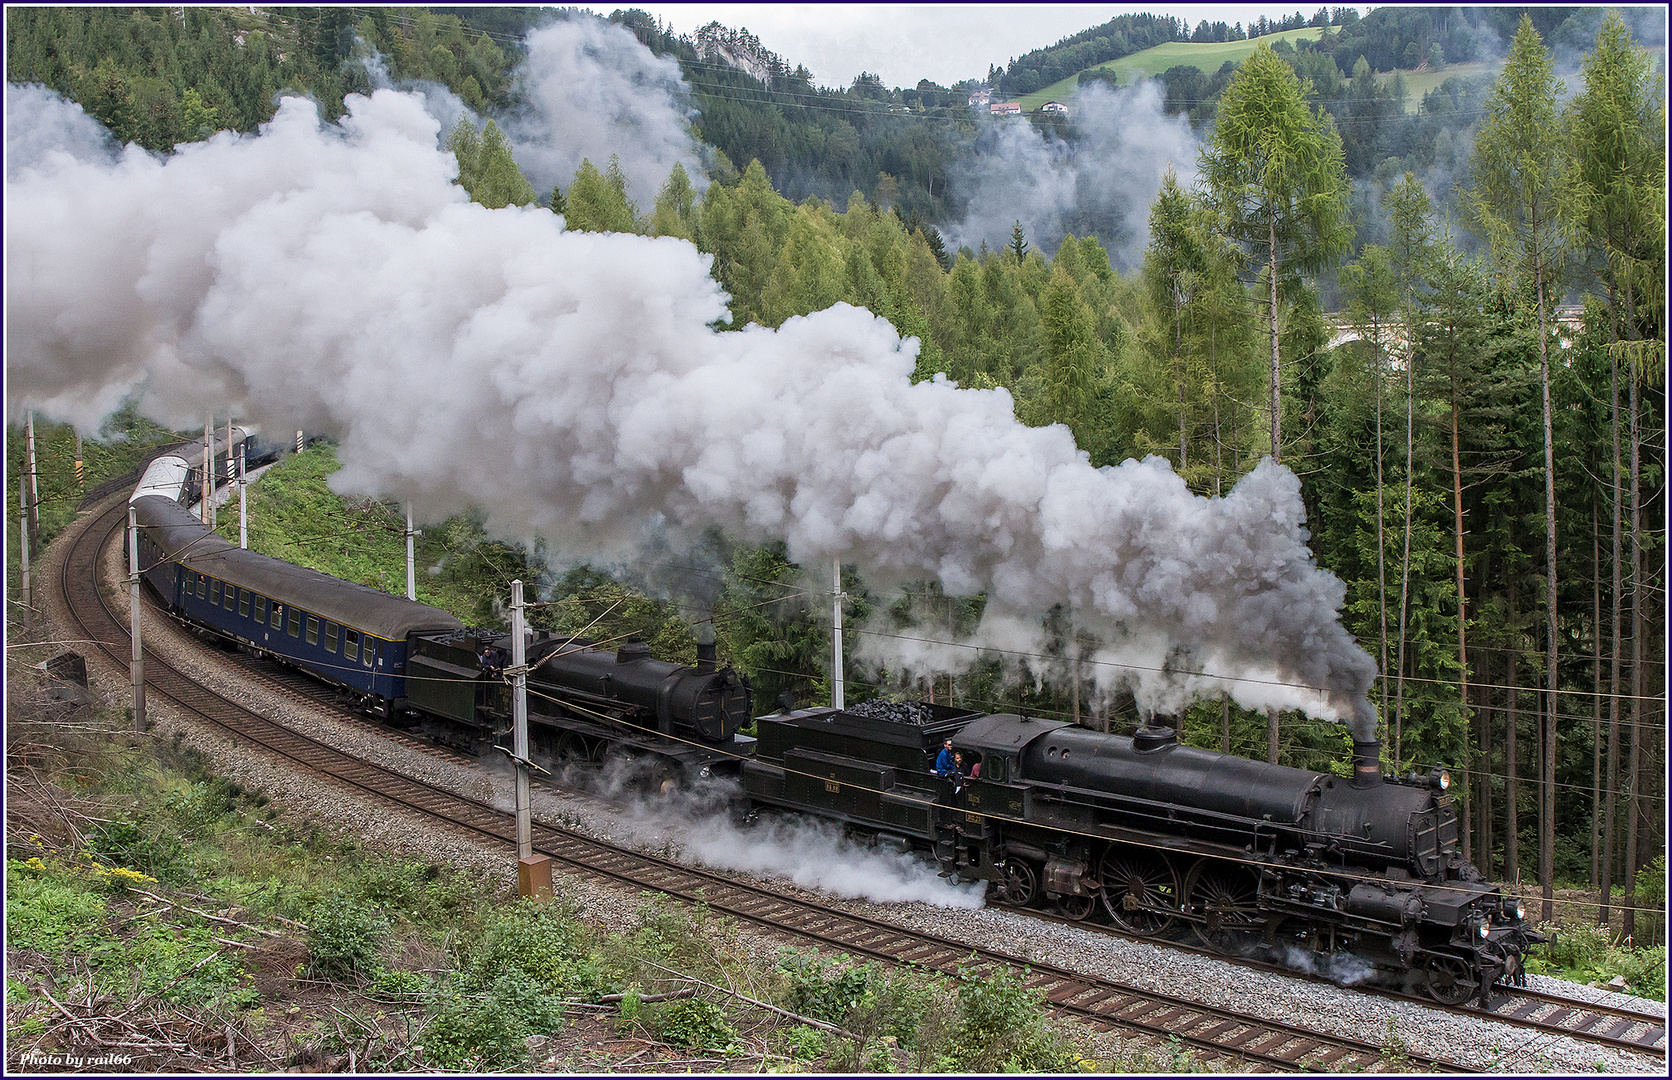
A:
32;505;1664;1075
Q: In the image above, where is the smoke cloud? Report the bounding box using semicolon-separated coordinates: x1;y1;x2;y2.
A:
942;80;1200;271
493;755;985;909
5;83;119;180
5;82;1376;728
499;18;707;210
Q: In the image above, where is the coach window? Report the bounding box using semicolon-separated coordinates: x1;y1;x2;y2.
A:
306;615;318;645
254;596;267;623
210;579;221;605
324;622;338;653
343;629;359;662
239;590;250;617
363;639;376;668
196;576;207;600
224;584;235;611
288;608;300;636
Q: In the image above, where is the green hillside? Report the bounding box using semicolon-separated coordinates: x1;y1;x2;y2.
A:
1025;33;1664;117
1384;60;1501;113
1019;27;1324;109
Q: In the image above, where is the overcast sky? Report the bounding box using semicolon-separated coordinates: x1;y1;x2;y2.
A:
575;4;1364;89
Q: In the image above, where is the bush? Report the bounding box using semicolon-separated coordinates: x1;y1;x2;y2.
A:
776;947;954;1069
5;865;107;954
465;898;603;999
1634;855;1665;946
1528;917;1666;1001
778;949;876;1026
306;896;388;980
92;924;257;1009
1613;946;1667;1001
943;963;1078;1073
655;997;738;1053
89;813;186;879
781;1024;826;1061
423;975;553;1071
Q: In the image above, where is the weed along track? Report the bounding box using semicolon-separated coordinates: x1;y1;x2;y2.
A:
60;488;1662;1072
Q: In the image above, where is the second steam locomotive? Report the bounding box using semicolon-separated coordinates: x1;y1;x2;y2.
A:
128;435;1538;1006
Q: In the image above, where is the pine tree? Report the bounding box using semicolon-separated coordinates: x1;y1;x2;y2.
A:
1467;15;1585;922
1008;221;1029;264
1200;43;1351;464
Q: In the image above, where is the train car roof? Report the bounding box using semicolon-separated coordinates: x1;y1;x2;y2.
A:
133;495;464;639
952;713;1071;753
133;494;238;560
131;457;192;503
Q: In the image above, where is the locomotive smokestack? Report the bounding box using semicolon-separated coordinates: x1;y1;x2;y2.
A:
695;618;716;674
1352;739;1383;789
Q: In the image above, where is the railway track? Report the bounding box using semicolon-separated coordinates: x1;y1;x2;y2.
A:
56;490;1484;1074
1008;906;1668;1059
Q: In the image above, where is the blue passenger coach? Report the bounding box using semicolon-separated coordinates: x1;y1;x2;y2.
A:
131;492;463;716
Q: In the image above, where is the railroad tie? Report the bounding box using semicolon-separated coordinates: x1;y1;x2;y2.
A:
1046;981;1089;1004
1190;1020;1244;1043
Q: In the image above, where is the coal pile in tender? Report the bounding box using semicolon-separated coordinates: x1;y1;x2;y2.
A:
846;699;938;726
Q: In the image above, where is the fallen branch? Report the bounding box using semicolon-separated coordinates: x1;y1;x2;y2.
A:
638;960;859;1040
596;988;696;1004
113;947;226;1021
131;889;284;938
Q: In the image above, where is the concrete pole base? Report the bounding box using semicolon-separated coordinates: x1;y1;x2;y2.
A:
517;854;553;902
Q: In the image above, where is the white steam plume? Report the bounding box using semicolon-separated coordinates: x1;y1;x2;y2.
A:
942;81;1200;271
5;83;1377;730
499;18;707;209
491;754;986;908
5;83;119;180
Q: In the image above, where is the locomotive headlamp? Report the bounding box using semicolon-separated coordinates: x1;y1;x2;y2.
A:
1478;920;1491;939
1501;897;1524;920
1428;768;1450;790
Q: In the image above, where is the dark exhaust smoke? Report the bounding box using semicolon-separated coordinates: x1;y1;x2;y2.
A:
695;617;716;674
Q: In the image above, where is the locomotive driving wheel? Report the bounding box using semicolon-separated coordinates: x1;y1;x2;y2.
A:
997;861;1039;907
1185;862;1264;953
1269;917;1323;960
1099;849;1179;936
1423;954;1480;1006
553;733;588;766
1054;892;1097;921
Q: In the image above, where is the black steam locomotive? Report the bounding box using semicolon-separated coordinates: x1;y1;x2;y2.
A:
399;628;754;789
130;442;1537;1005
741;703;1540;1006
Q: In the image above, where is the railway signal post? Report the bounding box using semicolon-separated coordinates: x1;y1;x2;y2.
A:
202;420;213;526
405;504;417;601
18;447;30;612
128;505;146;732
508;579;552;900
832;558;845;710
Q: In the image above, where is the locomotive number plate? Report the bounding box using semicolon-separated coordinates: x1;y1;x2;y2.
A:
824;780;840;793
965;811;983;824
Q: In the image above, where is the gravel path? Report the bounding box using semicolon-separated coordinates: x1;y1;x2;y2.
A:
34;503;1665;1075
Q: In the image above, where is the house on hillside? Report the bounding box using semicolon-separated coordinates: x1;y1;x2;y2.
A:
1041;101;1068;113
989;101;1021;116
967;88;991;108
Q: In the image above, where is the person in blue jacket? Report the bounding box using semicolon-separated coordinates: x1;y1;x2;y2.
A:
934;739;958;778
